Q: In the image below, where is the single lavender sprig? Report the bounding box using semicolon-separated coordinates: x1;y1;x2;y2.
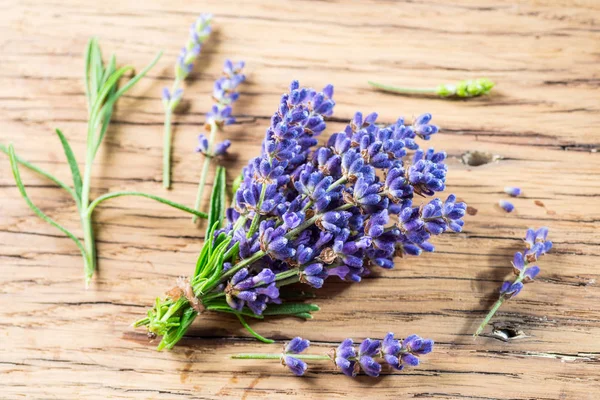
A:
192;60;246;222
368;78;494;98
232;333;433;377
162;13;212;189
474;227;552;336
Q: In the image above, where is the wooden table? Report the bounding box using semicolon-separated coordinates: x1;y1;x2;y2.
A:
1;1;599;398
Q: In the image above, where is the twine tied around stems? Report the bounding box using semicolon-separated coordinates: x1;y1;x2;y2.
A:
166;276;205;314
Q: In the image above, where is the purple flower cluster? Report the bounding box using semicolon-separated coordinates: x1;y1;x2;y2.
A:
335;333;433;377
270;334;433;377
281;337;310;376
216;80;467;315
499;227;552;299
196;60;245;156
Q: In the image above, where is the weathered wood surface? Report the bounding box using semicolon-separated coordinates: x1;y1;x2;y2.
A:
1;0;599;398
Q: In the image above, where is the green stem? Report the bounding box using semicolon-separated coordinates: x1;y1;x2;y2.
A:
162;107;173;189
162;78;182;189
81;215;96;287
275;268;299;281
276;276;299;288
219;250;266;282
86;191;208;219
475;274;526;337
368;81;436;95
474;296;506;337
231;353;330;361
192;121;219;222
247;183;267;237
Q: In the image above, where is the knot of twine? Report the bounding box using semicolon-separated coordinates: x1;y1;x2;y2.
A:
166;276;205;313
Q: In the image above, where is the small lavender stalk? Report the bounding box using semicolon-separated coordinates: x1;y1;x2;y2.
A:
232;334;433;377
474;227;552;337
162;14;212;189
368;78;495;98
191;60;245;222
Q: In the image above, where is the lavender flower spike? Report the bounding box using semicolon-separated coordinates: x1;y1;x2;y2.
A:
232;333;434;378
475;227;552;336
192;60;246;222
162;13;213;188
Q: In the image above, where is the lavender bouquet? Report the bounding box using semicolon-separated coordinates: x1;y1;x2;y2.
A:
135;80;467;349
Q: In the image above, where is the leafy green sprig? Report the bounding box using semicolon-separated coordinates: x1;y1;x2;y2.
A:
2;39;207;286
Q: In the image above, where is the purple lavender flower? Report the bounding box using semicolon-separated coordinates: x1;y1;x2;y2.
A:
281;337;310;376
358;338;382;377
504;186;521;197
225;268;280;314
214;140;231;156
259;222;295;260
174;14;212;81
300;263;328;288
498;199;514;213
335;339;357;377
195;134;209;154
412;113;439;140
475;227;552;336
206;60;246;127
408;148;447;196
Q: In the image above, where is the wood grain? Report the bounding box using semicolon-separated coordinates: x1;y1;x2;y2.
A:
1;0;599;398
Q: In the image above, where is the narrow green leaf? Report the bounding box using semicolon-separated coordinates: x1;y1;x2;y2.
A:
262;303;320;316
7;145;87;257
219;167;226;224
0;143;79;204
199;236;230;281
92;39;105;89
86;191;207;219
93;54;118;157
205;166;226;240
54;129;82;201
112;51;162;100
84;39;94;109
194;238;212;279
235;313;274;344
205;303;264;319
293;312;313;320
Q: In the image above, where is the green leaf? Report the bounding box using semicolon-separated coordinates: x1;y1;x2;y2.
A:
93;55;118;157
205;166;226;240
54;129;82;202
262;303;320;316
86;191;208;220
235;313;274;344
0;143;79;204
84;39;94;109
205;302;264;319
194;236;212;279
293;312;313;320
7;145;87;257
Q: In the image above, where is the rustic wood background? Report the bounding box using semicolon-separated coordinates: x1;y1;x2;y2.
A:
1;0;599;398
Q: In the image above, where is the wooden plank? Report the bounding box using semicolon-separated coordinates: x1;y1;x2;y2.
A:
0;0;599;398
